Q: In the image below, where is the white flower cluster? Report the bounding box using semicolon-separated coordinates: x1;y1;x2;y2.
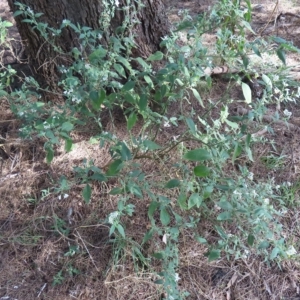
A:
58;193;69;200
27;7;34;15
43;121;51;130
283;109;292;118
108;211;120;224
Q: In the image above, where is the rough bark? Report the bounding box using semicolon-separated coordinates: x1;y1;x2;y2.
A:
6;0;170;90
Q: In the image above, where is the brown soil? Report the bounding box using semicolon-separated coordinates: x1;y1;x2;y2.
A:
1;1;300;300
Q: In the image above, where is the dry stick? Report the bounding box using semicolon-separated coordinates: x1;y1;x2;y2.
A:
237;107;300;131
74;228;100;272
258;0;279;35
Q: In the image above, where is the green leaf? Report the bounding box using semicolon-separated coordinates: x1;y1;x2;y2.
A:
191;88;204;107
193;165;210;177
188;193;203;209
45;146;54;164
90;89;105;110
245;133;251;148
184;148;211;161
124;93;135;104
242;55;249;69
177;193;187;210
106;159;123;176
160;207;171;225
64;138;73;152
252;44;261;57
258;241;270;250
195;236;207;244
142;229;154;244
138;94;148;111
276;48;286;65
116;55;132;70
186;117;196;134
109;187;123;195
114;63;126;78
147;51;164;61
127;112;137;130
247;234;255;246
135;57;150;70
13;10;24;17
262;74;272;91
89;47;107;64
144;75;154;89
143;140;161;150
217;200;233;210
121;142;132;161
117;224;125;238
82;184;91;204
90;173;107;181
148;201;159;218
152;252;164;259
61;122;74;132
208;249;220;261
122;80;135;91
217;211;232;221
165;179;181;189
232;142;242;164
225;119;239;129
270;247;280;259
242;82;252;104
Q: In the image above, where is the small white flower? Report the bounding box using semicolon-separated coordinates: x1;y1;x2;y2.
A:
283;109;292;118
263;198;270;205
252;190;258;198
275;185;281;190
27;7;33;14
174;273;181;282
286;245;297;256
115;0;119;7
287;181;291;187
247;172;254;181
64;193;69;199
163;121;171;128
108;211;120;224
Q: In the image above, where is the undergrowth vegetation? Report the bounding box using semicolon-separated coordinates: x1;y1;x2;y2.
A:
1;0;300;298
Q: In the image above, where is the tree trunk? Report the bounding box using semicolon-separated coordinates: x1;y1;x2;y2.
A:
7;0;170;90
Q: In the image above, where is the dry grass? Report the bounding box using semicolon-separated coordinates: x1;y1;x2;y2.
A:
1;0;300;299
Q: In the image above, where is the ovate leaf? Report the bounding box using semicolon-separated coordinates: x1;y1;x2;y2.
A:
106;159;123;176
122;80;135;91
165;179;181;189
191;88;204;107
148;201;159;218
184;148;211;161
82;184;91;203
143;140;161;150
117;224;125;238
127;112;137;130
160;207;171;225
193;165;210;177
217;211;232;221
147;51;164;61
247;234;255;246
276;48;286;65
188;193;203;209
208;249;220;261
242;82;252;104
